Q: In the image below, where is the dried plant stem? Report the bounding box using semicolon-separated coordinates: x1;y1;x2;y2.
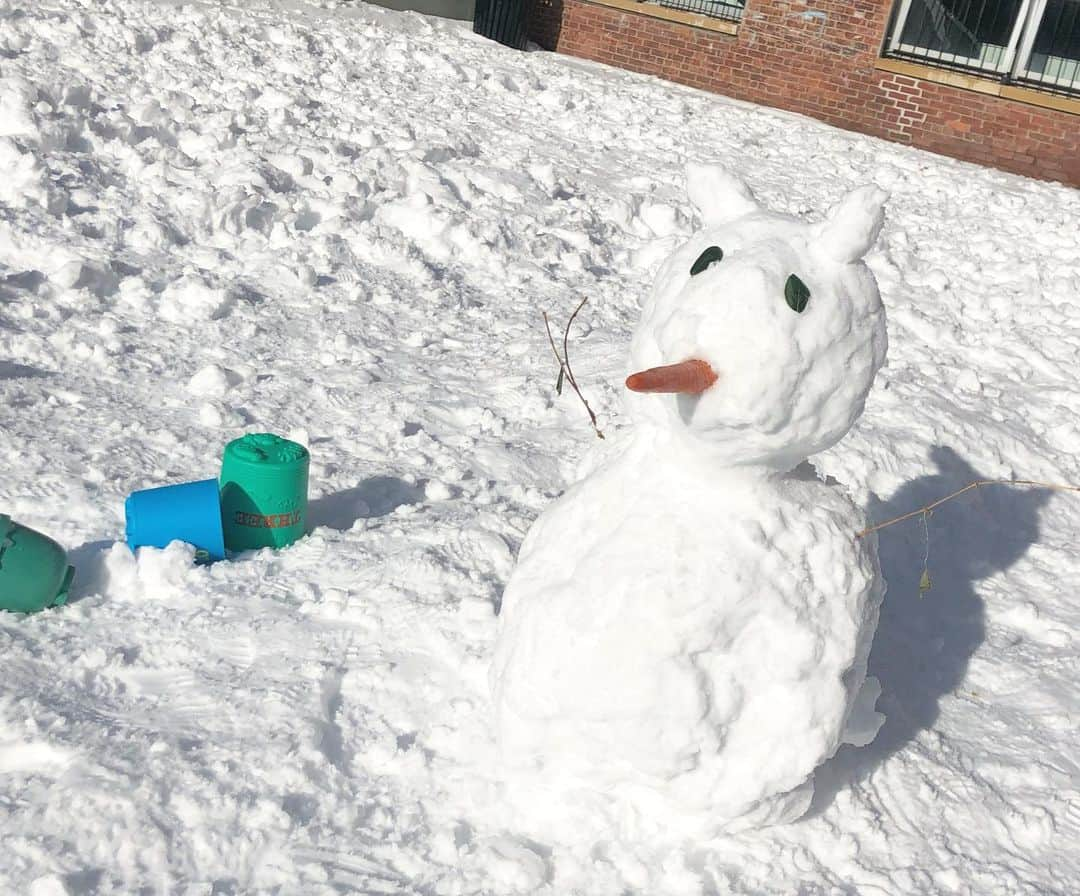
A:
543;298;604;439
856;478;1080;539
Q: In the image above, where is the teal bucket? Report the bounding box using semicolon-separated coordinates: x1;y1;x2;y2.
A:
0;514;74;614
219;433;310;552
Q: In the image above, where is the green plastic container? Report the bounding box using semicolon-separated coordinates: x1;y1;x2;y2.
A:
219;433;309;552
0;514;74;614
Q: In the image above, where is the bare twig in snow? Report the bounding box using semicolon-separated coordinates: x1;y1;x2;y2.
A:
856;478;1080;539
543;298;604;439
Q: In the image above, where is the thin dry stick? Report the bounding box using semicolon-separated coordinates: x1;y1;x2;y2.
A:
856;479;1080;539
562;297;587;395
543;299;604;439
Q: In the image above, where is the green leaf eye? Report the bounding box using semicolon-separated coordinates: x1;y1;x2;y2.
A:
690;246;724;276
785;274;810;313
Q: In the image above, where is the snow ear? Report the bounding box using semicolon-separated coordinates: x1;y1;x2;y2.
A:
686;163;761;226
817;186;888;263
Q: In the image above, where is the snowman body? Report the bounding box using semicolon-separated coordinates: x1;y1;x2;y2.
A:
491;165;889;838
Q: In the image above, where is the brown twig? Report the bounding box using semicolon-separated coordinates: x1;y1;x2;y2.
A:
562;297;587;393
856;478;1080;539
543;300;604;439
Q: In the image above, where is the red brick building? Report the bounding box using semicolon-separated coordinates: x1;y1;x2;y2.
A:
526;0;1080;186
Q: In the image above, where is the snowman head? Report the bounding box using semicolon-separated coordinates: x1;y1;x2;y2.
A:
626;164;888;472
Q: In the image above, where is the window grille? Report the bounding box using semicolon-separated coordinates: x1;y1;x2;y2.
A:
655;0;744;24
885;0;1080;96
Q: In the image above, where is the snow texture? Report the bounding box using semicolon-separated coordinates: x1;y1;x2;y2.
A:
492;168;887;838
1;0;1080;893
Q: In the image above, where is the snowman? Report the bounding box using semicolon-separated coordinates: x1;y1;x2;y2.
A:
490;164;890;839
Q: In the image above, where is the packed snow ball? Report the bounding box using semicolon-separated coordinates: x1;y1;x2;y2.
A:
491;165;889;840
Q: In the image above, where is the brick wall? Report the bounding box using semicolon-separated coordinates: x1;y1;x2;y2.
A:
526;0;1080;187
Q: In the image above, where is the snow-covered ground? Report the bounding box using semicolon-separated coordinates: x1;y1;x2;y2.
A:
2;0;1079;892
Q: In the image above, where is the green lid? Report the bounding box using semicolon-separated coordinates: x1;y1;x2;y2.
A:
223;433;309;467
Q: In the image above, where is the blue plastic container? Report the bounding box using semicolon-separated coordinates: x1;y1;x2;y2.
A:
125;478;226;563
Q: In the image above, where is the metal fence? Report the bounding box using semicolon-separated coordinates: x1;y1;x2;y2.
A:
884;0;1080;96
656;0;744;24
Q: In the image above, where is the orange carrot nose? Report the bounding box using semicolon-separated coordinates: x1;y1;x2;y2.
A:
625;359;718;394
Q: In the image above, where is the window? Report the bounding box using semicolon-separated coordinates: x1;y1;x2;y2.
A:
656;0;744;24
885;0;1080;95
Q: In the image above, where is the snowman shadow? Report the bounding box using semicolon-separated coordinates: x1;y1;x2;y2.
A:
807;445;1051;817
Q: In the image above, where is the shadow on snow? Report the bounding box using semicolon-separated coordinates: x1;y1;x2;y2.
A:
307;475;426;532
808;445;1051;816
